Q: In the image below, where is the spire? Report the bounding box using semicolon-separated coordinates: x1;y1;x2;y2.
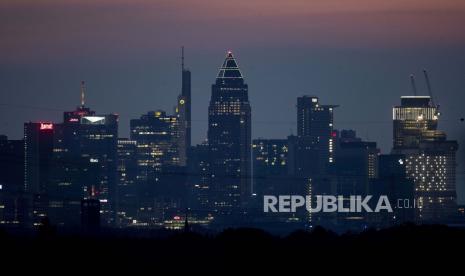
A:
80;81;86;107
181;46;185;71
217;51;243;80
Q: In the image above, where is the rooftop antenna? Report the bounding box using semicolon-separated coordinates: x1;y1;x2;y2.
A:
181;46;185;71
423;69;435;106
80;81;86;107
410;74;417;96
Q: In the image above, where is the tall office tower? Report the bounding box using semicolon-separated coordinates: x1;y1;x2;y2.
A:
252;139;288;198
370;154;415;227
50;82;118;227
130;110;185;225
288;97;336;228
0;136;25;225
335;140;379;195
208;51;252;215
130;110;180;175
176;47;192;166
187;142;212;212
296;96;337;167
24;122;55;227
392;96;458;223
393;96;440;149
115;138;138;226
325;135;379;231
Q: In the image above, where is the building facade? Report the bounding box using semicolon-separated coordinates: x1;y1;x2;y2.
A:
392;96;458;223
207;51;252;215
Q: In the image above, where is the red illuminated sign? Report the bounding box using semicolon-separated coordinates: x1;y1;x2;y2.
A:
40;123;53;130
69;118;79;122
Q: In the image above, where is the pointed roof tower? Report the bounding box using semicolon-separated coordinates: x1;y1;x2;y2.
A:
216;51;244;84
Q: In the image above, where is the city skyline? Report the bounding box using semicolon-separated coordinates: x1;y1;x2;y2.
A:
1;49;464;204
1;0;465;156
2;0;465;268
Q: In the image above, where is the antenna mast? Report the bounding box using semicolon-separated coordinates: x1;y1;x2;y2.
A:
181;46;185;71
80;81;86;107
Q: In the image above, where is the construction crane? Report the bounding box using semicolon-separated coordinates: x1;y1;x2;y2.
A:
423;69;435;106
410;74;417;96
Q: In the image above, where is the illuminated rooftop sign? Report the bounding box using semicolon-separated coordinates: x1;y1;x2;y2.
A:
81;116;105;125
40;123;53;130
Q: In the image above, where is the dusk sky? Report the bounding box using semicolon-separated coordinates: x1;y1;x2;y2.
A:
1;0;465;199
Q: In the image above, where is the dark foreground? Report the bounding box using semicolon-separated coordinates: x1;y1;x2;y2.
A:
1;224;464;271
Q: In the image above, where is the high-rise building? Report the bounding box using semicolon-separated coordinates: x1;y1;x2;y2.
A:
130;110;180;170
50;82;118;228
207;51;252;215
322;132;379;231
187;142;212;212
115;138;138;226
176;47;191;166
393;96;440;149
130;110;186;225
296;96;337;167
392;96;458;223
24;122;55;227
370;154;415;227
0;135;24;226
252;139;288;198
334;140;379;196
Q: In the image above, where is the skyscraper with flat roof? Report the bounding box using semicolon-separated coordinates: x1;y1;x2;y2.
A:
24;122;55;227
50;83;118;228
392;95;458;223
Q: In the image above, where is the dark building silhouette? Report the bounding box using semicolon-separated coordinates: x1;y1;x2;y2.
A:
81;198;100;232
392;96;458;224
286;97;337;228
176;47;191;166
370;154;415;227
252;139;288;198
328;136;379;230
207;51;252;215
188;142;212;213
296;96;337;168
24;122;55;228
50;82;118;228
334;140;379;196
0;135;24;226
115;138;138;226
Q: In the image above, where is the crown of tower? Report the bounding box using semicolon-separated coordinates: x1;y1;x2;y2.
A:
216;51;243;79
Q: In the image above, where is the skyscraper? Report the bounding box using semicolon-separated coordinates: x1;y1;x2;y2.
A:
296;96;337;167
116;138;138;226
252;139;288;198
50;82;118;228
208;51;252;215
24;122;55;227
392;96;458;223
0;135;25;226
130;110;186;225
176;47;192;166
393;96;440;149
